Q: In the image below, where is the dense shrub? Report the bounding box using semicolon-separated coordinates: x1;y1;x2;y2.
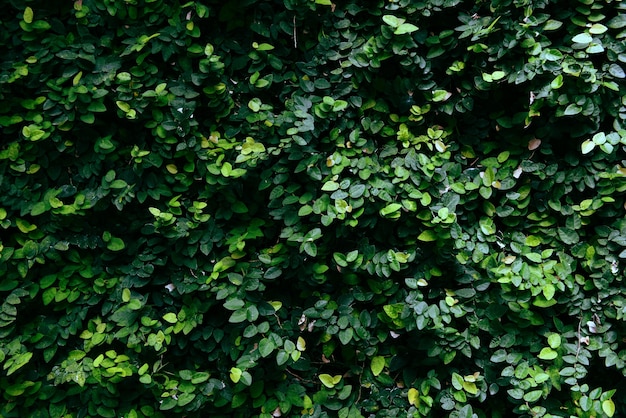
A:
2;0;626;416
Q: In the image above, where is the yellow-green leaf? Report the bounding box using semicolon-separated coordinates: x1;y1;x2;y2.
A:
229;367;242;383
163;313;178;324
418;230;437;242
319;374;341;388
23;7;34;23
370;356;385;376
602;399;615;417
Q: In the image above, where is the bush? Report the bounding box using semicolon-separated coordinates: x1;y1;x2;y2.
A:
1;0;626;416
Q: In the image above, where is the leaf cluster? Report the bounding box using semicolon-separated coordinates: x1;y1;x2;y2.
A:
1;0;626;417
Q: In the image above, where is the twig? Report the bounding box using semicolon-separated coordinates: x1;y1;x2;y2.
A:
293;16;297;48
575;315;583;362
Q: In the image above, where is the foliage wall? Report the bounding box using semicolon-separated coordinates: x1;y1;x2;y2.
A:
2;0;626;416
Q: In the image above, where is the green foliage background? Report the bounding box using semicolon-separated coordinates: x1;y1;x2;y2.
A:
2;0;626;416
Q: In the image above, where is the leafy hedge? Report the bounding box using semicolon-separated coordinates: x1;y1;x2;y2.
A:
2;0;626;416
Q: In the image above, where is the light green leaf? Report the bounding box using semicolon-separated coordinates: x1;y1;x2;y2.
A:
563;103;582;115
543;20;563;31
418;230;437;242
382;15;403;28
525;252;542;263
538;347;558;360
581;139;595;154
589;23;607;34
602;399;616;417
543;283;555;301
228;308;247;323
380;203;402;217
479;217;496;235
106;237;125;251
550;74;563;89
572;33;593;44
23;7;34;23
163;313;177;324
258;338;274;357
395;23;418;35
319;374;341;388
229;367;242;383
462;381;478;395
6;352;33;375
547;333;561;349
321;181;340;191
432;90;451;102
408;388;419;406
370;356;385;376
523;389;543;402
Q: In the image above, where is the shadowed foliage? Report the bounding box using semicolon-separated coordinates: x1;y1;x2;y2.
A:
1;0;626;417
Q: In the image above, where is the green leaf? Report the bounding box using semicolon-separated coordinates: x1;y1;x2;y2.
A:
248;98;261;112
572;33;593;44
543;19;563;31
525;253;542;263
258;338;274;357
418;230;437;242
163;313;177;324
542;283;555;301
177;393;196;407
229;367;242;383
547;333;561;349
319;374;342;388
581;139;595;154
523;390;543;403
602;399;616;417
382;15;402;28
380;203;402;217
159;398;177;411
229;308;247;323
451;372;464;390
23;7;33;23
563;103;582;115
338;328;354;345
106;237;125;251
479;217;496;235
370;356;385;376
550;74;563;89
462;381;478;395
538;347;558;360
395;23;418;35
408;388;419;406
321;181;340;191
6;352;33;375
557;227;579;244
588;23;607;34
432;90;451;102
